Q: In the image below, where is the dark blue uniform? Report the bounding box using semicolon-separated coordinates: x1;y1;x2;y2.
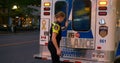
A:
48;22;61;63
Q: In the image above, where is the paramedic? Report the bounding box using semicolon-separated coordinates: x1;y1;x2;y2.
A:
48;11;65;63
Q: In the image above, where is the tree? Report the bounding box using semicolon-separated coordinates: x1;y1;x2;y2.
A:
0;0;41;24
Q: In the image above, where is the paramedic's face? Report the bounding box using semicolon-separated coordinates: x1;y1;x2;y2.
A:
59;16;65;23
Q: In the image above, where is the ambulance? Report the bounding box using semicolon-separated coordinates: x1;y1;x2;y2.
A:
34;0;120;63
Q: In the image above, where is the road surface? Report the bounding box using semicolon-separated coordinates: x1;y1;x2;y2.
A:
0;31;51;63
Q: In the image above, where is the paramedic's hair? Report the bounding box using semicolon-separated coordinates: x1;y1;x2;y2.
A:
55;11;65;18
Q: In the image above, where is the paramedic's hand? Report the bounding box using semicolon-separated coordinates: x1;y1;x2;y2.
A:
65;20;68;27
57;48;61;56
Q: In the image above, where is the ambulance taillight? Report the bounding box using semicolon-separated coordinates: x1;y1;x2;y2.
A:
44;7;50;11
44;12;50;15
99;12;107;16
44;2;51;6
99;1;107;6
99;7;107;10
98;0;108;16
43;2;51;16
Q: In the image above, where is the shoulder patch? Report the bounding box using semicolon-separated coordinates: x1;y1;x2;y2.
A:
52;23;60;34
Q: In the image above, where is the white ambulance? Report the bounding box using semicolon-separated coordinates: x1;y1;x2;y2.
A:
34;0;120;63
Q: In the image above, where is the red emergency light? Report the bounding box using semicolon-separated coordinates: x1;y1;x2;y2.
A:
44;7;50;11
99;7;107;10
98;12;107;16
44;12;50;15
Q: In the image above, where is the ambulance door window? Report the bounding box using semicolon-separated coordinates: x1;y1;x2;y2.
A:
72;0;91;31
55;1;67;27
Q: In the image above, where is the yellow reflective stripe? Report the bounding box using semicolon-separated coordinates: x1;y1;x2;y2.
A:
52;23;60;34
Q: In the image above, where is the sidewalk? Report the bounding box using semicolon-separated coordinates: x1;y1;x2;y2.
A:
0;30;39;35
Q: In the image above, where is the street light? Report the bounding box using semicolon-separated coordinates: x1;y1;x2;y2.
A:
12;5;18;10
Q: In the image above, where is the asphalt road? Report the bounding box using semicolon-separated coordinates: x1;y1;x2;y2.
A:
0;31;51;63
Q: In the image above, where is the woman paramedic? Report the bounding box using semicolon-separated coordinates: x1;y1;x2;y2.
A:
48;11;68;63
